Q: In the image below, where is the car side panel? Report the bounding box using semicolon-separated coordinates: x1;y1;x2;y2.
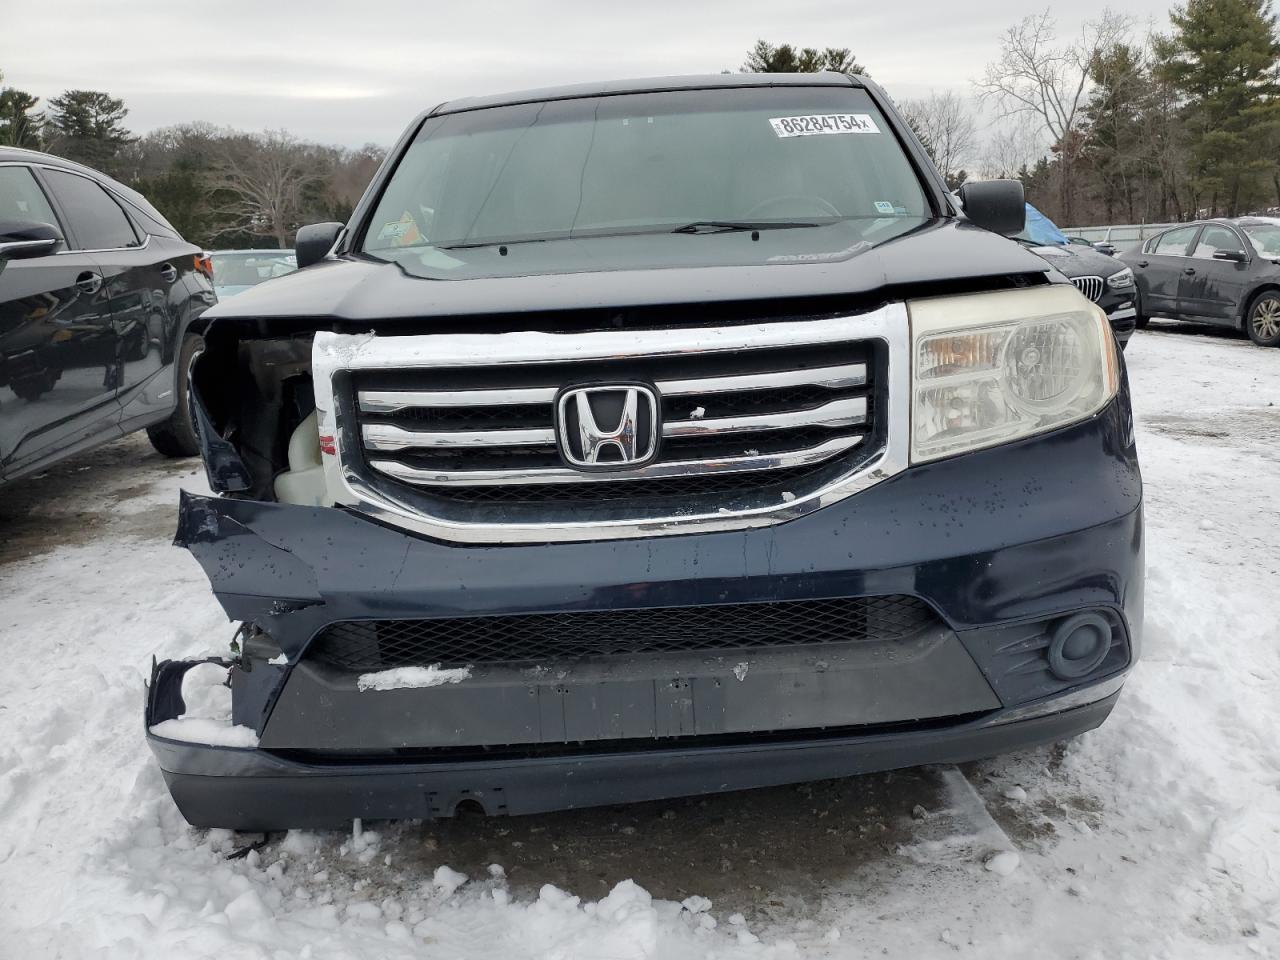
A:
0;250;122;471
1179;226;1253;326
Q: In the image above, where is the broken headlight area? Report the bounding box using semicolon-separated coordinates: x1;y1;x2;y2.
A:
188;322;329;507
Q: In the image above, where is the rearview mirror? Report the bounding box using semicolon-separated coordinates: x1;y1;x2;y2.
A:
294;222;344;269
957;180;1025;237
1212;249;1247;263
0;220;62;260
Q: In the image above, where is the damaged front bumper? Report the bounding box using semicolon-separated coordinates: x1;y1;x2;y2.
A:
148;395;1143;831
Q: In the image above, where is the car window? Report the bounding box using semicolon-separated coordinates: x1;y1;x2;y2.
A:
1192;225;1245;259
0;165;61;231
1239;222;1280;257
41;168;141;250
362;86;930;278
1151;226;1198;256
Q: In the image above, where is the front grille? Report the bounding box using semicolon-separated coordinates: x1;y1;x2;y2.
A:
350;337;877;506
307;595;939;673
1071;276;1104;302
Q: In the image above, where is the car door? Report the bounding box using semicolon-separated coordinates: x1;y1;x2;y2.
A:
38;168;175;406
1179;223;1252;325
1132;225;1198;317
0;164;118;474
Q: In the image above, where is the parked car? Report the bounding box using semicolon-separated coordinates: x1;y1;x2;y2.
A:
0;148;215;482
145;73;1142;831
1014;204;1138;348
1068;236;1118;257
1118;218;1280;347
209;249;296;299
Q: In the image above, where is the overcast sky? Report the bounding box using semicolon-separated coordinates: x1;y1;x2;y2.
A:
3;0;1175;149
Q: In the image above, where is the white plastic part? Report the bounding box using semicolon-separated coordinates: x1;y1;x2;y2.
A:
273;410;334;506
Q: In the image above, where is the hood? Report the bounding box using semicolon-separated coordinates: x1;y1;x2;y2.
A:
1023;242;1124;279
204;219;1052;324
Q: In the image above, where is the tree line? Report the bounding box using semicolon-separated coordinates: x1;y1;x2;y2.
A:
3;0;1278;242
748;0;1280;226
0;71;383;249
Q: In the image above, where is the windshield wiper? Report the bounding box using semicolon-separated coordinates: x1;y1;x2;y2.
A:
671;220;826;235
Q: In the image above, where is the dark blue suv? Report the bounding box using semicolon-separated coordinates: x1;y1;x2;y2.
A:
145;73;1143;830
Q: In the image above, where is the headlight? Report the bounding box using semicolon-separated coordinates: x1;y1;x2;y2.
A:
1106;267;1134;289
909;286;1119;463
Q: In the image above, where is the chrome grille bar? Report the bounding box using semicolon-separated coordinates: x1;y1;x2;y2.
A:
663;397;866;437
1071;276;1104;302
359;386;556;412
355;361;868;413
657;363;866;396
368;435;863;486
363;423;556;450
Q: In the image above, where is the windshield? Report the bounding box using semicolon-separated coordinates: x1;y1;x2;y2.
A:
361;86;930;273
1240;222;1280;257
1014;204;1069;247
211;252;298;288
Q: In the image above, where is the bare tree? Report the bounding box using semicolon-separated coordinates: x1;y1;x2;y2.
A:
978;117;1045;180
977;9;1132;221
900;92;978;184
212;130;326;248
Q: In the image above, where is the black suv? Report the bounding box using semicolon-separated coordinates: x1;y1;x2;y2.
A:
145;74;1143;831
0;149;213;482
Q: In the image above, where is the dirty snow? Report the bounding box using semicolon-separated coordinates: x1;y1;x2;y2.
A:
0;322;1278;958
357;664;472;691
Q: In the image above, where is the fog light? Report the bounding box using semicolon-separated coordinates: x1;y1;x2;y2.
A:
1047;612;1112;680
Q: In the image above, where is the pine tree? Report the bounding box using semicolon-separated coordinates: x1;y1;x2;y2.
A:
740;41;867;77
0;87;43;149
46;89;134;175
1155;0;1280;215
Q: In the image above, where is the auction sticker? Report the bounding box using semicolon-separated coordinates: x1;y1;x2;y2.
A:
769;114;880;137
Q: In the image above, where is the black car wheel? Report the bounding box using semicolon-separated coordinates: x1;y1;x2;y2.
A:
146;332;203;457
1246;291;1280;347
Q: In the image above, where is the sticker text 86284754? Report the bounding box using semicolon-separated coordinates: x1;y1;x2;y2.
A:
769;114;880;138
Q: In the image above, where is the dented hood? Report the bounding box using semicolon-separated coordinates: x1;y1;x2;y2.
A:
203;219;1051;324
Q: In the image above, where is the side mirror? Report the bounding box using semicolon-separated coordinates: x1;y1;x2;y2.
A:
294;222;344;269
1212;249;1247;263
0;220;62;260
957;180;1026;236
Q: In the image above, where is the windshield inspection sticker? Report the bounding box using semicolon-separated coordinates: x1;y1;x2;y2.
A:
769;113;880;137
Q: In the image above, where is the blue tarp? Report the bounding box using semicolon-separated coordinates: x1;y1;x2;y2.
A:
1022;203;1070;246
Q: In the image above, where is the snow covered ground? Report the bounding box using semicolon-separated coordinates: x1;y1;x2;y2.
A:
1;322;1277;959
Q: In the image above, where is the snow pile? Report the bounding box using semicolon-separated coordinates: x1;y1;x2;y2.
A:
148;661;259;747
357;664;472;691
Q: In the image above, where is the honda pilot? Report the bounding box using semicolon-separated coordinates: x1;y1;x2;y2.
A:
145;73;1143;830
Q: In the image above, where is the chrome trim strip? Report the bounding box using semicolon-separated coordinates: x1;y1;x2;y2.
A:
313;303;911;544
357;361;868;413
657;363;866;396
1107;307;1137;321
368;436;861;486
359;386;556;411
363;423;555;450
316;315;870;371
663;397;866;437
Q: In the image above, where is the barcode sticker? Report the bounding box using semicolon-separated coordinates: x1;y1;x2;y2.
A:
769;114;880;137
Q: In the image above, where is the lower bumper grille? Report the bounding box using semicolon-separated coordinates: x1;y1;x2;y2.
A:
307;595;940;672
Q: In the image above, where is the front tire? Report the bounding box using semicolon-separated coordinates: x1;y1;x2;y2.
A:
1133;289;1149;329
146;332;203;457
1245;291;1280;347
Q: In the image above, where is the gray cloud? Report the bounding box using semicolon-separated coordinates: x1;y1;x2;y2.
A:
3;0;1175;147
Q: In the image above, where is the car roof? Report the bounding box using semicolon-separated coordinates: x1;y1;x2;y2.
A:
433;72;861;116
